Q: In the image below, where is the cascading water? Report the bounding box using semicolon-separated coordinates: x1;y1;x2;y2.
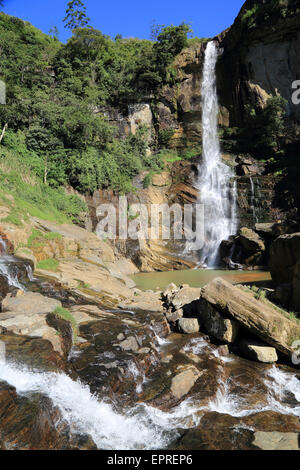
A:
197;41;238;267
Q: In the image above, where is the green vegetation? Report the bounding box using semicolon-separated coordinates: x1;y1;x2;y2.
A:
250;286;300;325
0;13;194;195
36;258;60;271
27;229;62;248
53;306;78;342
63;0;90;30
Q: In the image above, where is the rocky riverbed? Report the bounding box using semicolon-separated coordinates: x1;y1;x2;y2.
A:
0;216;299;450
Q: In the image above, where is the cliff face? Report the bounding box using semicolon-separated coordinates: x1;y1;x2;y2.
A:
218;0;300;125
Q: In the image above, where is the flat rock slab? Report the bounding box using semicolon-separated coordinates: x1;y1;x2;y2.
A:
201;278;300;357
1;292;61;316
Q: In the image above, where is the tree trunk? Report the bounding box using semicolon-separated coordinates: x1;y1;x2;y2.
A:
0;123;8;144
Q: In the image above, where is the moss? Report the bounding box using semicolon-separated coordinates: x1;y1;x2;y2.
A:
53;306;78;343
216;300;227;312
36;258;59;271
27;229;62;248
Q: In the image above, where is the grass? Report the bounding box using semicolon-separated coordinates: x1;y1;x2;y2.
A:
250;286;300;325
3;214;23;226
53;306;78;343
0;165;87;226
27;229;62;248
36;258;60;271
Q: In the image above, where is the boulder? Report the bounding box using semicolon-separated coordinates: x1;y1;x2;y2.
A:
119;336;139;352
253;432;300;451
197;299;240;344
170;366;202;400
178;318;199;334
166;308;184;324
239;227;265;253
200;278;300;357
240;340;278;363
172;286;201;312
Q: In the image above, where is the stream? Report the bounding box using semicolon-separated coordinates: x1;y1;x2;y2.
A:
0;237;299;449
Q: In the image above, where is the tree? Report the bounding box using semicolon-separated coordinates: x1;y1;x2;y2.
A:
63;0;90;30
49;26;60;40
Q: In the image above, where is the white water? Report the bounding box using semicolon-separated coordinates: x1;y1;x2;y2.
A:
197;41;238;267
0;361;200;450
0;359;299;449
0;236;35;289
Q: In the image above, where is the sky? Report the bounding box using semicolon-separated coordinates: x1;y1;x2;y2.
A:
1;0;246;43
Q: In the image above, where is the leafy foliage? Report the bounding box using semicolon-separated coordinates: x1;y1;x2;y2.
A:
0;13;190;196
63;0;90;30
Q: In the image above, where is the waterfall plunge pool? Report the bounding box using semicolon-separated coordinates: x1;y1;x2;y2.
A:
131;269;271;291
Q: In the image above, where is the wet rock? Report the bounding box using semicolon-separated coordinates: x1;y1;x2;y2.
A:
14;247;37;270
253;431;300;450
0;332;67;372
242;411;300;433
0;381;96;450
0;275;9;300
197;298;240;344
178;318;199;334
170;366;202;400
200;278;300;357
240;340;278;363
217;345;230;356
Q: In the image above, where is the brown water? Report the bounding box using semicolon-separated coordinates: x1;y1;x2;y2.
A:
131;269;272;291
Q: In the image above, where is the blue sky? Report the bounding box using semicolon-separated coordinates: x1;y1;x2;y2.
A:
2;0;245;42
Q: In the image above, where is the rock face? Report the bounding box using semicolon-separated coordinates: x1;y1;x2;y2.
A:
270;233;300;311
218;0;300;125
200;278;300;357
0;381;96;450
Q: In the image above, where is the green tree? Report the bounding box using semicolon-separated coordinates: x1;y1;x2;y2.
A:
49;26;60;40
63;0;90;30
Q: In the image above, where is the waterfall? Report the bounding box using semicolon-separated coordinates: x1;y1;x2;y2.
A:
197;41;238;267
0;237;34;290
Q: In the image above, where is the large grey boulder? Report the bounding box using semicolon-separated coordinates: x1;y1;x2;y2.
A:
178;318;199;334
